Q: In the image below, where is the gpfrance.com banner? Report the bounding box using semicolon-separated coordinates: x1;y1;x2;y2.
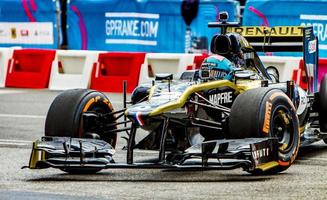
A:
243;0;327;57
0;0;60;49
67;0;239;53
68;0;183;52
105;12;160;47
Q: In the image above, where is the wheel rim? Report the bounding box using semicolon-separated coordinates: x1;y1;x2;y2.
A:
81;100;117;146
271;105;295;153
85;102;115;133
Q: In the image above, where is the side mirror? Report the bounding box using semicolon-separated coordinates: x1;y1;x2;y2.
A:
266;66;280;83
155;73;173;81
180;70;199;81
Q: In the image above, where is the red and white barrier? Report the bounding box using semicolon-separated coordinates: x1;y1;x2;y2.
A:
48;50;100;90
292;60;307;90
192;54;209;70
318;59;327;88
260;56;301;82
292;59;327;90
2;47;324;93
90;52;146;93
0;47;17;87
5;49;56;88
138;53;203;85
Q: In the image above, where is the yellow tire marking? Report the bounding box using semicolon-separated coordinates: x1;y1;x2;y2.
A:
279;143;288;151
95;96;101;102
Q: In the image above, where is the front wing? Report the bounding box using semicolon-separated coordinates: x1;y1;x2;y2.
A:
25;136;279;173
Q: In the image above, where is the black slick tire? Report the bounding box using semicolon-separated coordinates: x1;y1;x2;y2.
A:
319;75;327;134
45;89;117;174
229;87;300;174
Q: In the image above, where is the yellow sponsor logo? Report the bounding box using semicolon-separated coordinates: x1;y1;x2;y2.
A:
227;26;303;37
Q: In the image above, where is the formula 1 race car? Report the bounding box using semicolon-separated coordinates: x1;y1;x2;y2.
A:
26;13;327;175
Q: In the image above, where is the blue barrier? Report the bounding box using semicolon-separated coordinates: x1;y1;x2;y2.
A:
67;0;239;52
0;0;61;49
243;0;327;57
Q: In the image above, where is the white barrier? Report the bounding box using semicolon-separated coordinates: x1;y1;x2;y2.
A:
260;56;301;82
48;50;100;90
0;48;17;87
138;53;200;84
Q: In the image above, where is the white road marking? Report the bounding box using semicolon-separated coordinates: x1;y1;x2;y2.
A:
0;139;31;143
0;141;30;146
0;139;31;146
0;114;45;119
0;89;27;95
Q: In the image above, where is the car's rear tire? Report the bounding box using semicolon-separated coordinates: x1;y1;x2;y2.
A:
45;89;117;174
319;75;327;144
229;88;300;174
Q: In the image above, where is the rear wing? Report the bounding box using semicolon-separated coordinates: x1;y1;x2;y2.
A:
227;26;318;93
226;26;310;52
209;23;319;93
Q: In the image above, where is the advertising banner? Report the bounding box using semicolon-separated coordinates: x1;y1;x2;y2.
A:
67;0;239;52
105;12;160;47
303;27;318;92
0;0;60;49
0;22;53;45
243;0;327;57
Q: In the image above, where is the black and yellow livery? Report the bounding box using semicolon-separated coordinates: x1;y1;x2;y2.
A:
26;13;327;175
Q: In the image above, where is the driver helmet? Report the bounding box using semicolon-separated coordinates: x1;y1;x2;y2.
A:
200;55;235;81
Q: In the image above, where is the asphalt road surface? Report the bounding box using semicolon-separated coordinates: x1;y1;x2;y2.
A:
0;88;327;200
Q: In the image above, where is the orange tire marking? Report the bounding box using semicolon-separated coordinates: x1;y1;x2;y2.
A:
262;101;272;135
83;98;95;112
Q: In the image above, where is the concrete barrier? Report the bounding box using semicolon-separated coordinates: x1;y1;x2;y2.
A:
260;56;301;82
138;53;202;84
5;48;56;88
0;48;17;87
48;50;100;90
90;52;146;93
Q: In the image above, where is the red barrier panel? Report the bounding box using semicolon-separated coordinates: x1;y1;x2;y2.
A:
185;54;209;70
194;54;209;69
5;49;56;88
90;52;146;93
318;59;327;89
292;60;307;90
292;59;327;91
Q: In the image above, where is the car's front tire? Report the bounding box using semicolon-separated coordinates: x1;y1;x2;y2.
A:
229;88;300;174
45;89;117;174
